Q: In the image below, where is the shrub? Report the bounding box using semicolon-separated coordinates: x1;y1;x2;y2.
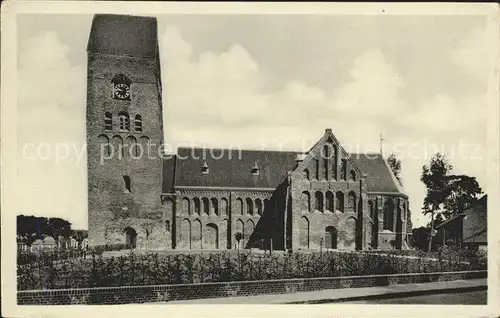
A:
17;249;487;290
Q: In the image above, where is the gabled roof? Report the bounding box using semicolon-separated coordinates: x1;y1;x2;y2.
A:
349;153;405;195
167;148;298;190
162;147;406;196
87;14;159;59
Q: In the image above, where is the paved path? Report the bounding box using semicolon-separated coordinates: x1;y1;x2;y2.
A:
149;279;486;304
344;290;487;305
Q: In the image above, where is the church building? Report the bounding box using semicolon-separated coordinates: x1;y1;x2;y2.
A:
86;14;412;252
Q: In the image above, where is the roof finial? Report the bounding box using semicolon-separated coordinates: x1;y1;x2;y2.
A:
380;132;384;156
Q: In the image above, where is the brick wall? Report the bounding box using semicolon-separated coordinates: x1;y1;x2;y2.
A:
17;270;486;305
290;133;369;252
87;51;165;248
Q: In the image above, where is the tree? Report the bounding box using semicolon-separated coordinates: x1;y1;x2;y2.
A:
387;153;402;181
71;230;89;249
17;215;43;246
17;215;73;247
412;226;430;251
235;232;243;251
47;217;72;244
421;153;482;252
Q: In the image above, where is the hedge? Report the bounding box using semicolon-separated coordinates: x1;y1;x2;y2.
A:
17;249;487;291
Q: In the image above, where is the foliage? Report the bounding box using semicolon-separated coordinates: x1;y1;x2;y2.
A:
421;153;482;251
412;227;430;251
387;153;402;181
71;230;89;247
421;153;482;220
17;215;76;246
17;250;487;291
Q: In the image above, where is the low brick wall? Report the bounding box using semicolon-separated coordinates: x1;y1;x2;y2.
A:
18;270;486;305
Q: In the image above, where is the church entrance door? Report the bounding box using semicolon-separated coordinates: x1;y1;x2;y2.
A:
123;227;137;249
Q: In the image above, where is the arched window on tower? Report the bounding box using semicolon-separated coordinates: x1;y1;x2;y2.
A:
104;112;112;131
134;115;142;133
123;176;131;193
118;112;130;131
165;220;171;232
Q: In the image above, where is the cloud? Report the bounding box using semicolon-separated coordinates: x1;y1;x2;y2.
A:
332;48;406;117
17;31;87;228
401;94;487;133
160;27;403;151
450;26;490;81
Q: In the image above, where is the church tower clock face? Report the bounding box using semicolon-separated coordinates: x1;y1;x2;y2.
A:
114;83;131;100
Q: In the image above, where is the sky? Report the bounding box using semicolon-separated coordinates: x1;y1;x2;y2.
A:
16;13;493;230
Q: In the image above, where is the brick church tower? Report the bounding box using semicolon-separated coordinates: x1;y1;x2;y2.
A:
86;14;165;248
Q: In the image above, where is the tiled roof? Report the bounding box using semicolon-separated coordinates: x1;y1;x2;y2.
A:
87;14;158;58
162;148;405;195
168;148;299;190
349;153;405;194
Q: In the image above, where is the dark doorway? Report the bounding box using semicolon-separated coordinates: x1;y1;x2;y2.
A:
325;226;338;249
123;226;137;249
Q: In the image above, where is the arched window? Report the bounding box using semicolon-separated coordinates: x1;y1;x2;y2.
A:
104;112;112;131
182;197;190;215
126;136;138;158
221;198;229;215
301;191;311;212
97;134;110;156
323;145;329;180
165;220;171;232
383;200;395;231
326;191;334;212
348;191;357;213
235;198;244;215
350;170;356;181
255;199;263;216
211;198;218;216
118;112;130;131
332;145;338;180
123;176;131;193
202;197;210;215
340;159;347;180
134;115;142;133
304;169;310;180
336;191;344;213
314;191;324;212
315;159;320;180
246;198;253;215
368;200;375;220
112;135;124;158
193;198;201;215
